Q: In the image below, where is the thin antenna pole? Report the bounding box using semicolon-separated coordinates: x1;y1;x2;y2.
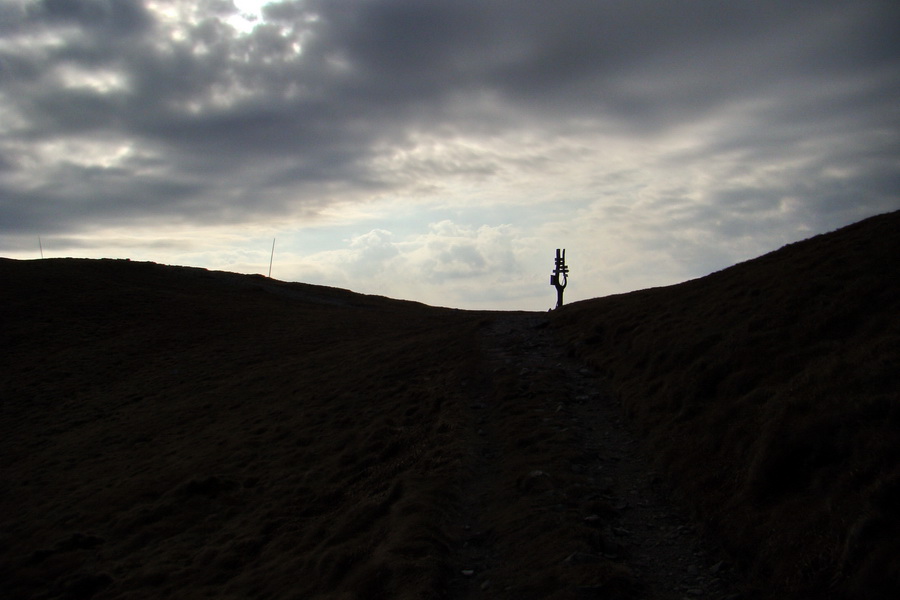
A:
39;236;44;259
268;237;276;278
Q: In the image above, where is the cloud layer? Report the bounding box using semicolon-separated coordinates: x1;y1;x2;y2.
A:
2;0;898;308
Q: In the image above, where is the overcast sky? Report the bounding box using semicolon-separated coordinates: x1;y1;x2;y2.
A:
1;0;898;309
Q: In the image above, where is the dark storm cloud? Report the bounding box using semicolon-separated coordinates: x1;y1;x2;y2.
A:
30;0;152;34
1;0;898;236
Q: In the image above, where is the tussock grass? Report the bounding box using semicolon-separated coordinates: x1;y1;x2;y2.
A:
553;210;900;598
2;210;897;599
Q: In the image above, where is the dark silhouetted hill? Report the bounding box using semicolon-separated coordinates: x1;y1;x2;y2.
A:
1;209;898;599
553;210;900;598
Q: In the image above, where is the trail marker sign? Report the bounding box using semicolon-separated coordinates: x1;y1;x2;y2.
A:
550;248;569;309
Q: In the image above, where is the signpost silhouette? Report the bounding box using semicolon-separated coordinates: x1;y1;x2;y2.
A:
550;249;569;309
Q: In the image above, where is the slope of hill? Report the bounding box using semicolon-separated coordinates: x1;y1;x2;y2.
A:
553;210;900;598
1;260;487;599
2;210;898;599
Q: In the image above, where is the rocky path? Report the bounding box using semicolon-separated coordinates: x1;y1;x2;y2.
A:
448;312;757;599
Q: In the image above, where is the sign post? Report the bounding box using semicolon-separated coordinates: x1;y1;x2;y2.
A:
550;248;569;309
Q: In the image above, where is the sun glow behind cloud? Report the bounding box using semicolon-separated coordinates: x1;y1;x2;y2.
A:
228;0;267;33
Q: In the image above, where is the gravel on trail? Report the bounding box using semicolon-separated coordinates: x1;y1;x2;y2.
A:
447;312;760;600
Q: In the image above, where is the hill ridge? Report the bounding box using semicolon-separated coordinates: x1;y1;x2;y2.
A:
2;209;898;599
554;209;900;598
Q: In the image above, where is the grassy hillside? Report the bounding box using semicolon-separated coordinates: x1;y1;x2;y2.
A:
1;260;485;599
552;210;900;598
2;210;898;599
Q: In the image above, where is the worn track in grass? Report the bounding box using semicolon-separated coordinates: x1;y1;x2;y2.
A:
448;312;758;600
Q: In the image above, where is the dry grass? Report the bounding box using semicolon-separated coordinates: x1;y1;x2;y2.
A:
1;261;485;599
1;210;898;599
552;210;900;599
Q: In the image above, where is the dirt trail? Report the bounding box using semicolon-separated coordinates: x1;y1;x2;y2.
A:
448;312;757;599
